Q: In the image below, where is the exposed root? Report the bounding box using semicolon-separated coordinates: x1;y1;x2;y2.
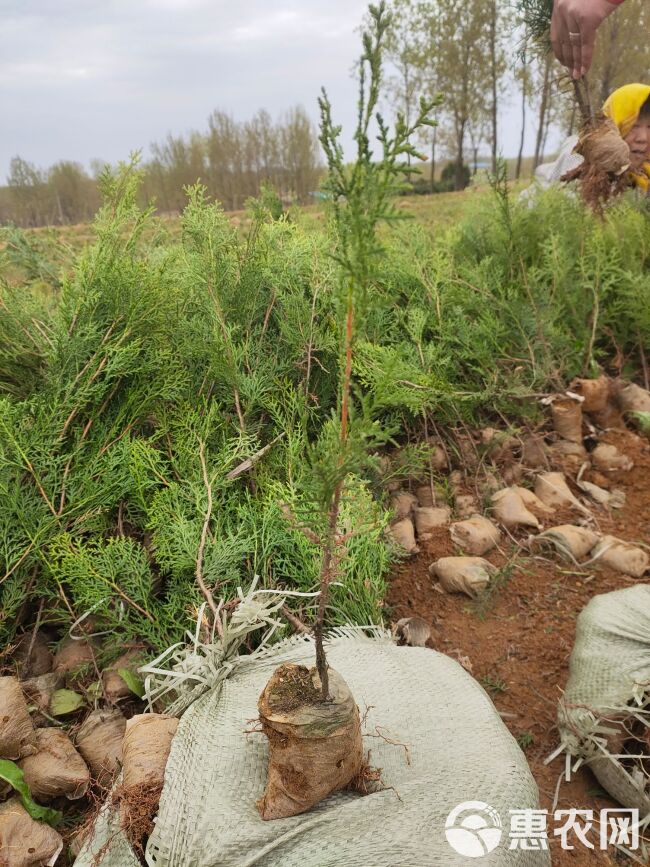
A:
111;780;162;863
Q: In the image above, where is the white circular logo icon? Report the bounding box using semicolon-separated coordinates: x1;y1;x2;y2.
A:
445;801;503;858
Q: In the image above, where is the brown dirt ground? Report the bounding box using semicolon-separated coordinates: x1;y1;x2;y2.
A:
388;429;650;867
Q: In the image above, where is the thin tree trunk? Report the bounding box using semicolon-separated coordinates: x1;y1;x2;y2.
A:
533;55;552;170
567;103;578;137
430;124;437;193
489;0;499;173
516;48;527;180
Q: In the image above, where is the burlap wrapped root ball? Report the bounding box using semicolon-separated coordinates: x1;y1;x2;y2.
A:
414;505;451;540
615;381;650;414
0;677;37;760
450;514;501;555
491;488;541;530
429;556;497;597
570;376;625;428
385;517;418;555
257;663;363;820
75;708;126;787
19;728;90;801
591;536;649;578
13;632;53;680
551;398;583;443
114;713;179;854
534;472;585;512
52;637;95;682
533;525;599;561
592;443;634;474
0;799;63;867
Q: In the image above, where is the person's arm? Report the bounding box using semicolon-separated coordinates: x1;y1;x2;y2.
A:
550;0;625;79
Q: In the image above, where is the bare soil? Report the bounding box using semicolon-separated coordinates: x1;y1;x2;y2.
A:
388;429;650;866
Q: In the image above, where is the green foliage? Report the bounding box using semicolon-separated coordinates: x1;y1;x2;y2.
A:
1;108;649;657
516;0;553;49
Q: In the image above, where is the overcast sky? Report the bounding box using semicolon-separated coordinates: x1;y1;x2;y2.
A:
1;0;547;182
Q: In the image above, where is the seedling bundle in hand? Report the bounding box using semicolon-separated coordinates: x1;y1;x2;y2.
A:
517;0;632;210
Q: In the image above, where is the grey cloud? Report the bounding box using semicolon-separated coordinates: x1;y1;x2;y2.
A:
1;0;543;181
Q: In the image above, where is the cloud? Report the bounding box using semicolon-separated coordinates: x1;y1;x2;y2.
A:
1;0;376;177
0;0;542;180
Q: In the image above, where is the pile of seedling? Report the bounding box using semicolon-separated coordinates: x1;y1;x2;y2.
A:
385;374;650;594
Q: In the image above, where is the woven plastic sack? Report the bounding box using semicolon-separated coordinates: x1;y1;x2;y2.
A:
557;585;650;818
76;631;547;867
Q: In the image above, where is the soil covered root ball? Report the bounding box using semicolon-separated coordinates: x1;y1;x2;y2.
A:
561;117;630;211
257;663;363;820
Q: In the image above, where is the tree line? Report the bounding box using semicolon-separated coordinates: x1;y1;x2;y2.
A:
0;106;322;228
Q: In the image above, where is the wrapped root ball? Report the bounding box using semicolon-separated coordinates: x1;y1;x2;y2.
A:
75;709;126;787
0;677;37;759
415;506;451;539
429;556;497;597
535;525;599;561
52;638;95;681
117;713;178;853
13;633;52;680
19;729;90;801
394;616;432;647
122;714;178;792
570;375;611;414
591;536;649;578
386;518;418;555
415;484;435;507
450;514;501;556
521;434;548;469
454;493;478;519
257;664;363;820
592;443;634;473
615;381;650;414
534;473;584;511
102;650;145;703
510;486;555;515
491;488;540;530
0;798;62;867
390;491;417;520
551;398;583;443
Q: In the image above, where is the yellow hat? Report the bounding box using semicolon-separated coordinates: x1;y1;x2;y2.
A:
603;83;650;137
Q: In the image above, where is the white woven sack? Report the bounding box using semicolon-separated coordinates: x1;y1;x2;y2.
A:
557;585;650;817
76;632;547;867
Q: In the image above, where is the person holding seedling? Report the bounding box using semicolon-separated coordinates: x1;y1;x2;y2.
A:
551;0;625;78
528;83;650;205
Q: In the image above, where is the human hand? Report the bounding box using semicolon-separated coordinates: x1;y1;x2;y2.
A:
551;0;620;79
